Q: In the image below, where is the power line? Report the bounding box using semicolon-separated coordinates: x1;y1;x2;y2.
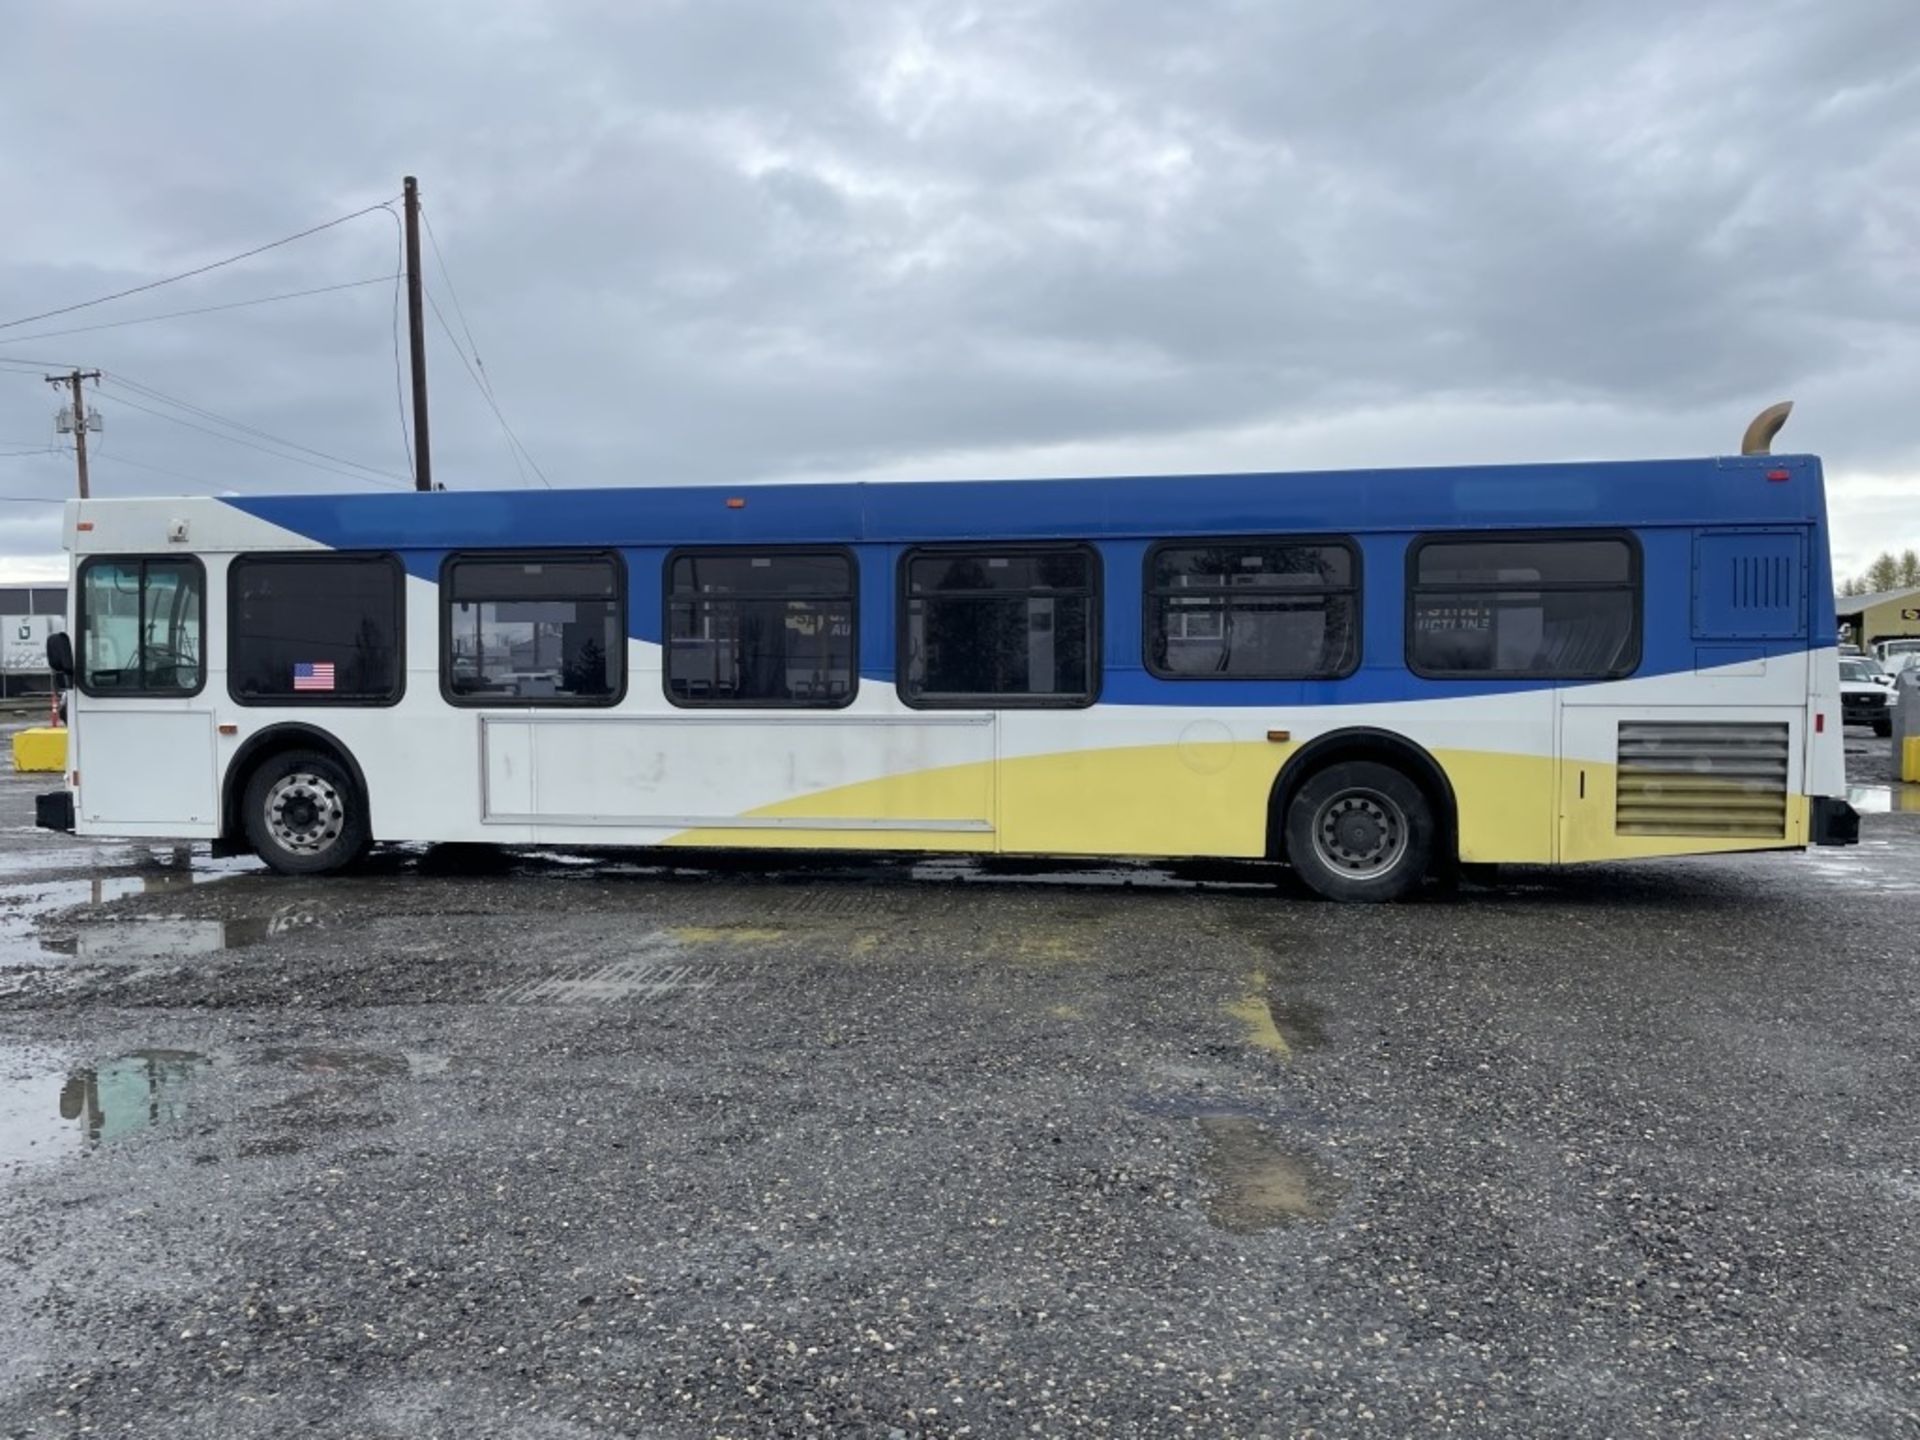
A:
88;452;210;485
0;275;395;348
102;374;408;483
96;387;412;489
424;287;552;489
91;451;395;495
421;211;492;398
0;199;398;333
422;207;528;487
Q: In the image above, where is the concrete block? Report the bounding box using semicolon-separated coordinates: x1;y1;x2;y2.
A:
11;726;66;773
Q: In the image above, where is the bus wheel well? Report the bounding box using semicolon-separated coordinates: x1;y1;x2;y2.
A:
1267;729;1457;869
219;725;371;853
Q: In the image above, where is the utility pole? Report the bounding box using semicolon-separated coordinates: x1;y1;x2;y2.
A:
403;175;433;491
46;369;102;499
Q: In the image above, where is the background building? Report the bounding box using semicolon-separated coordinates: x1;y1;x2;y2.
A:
0;584;68;699
1836;586;1920;652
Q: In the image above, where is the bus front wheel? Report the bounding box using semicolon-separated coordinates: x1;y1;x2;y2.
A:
242;751;370;876
1284;760;1434;903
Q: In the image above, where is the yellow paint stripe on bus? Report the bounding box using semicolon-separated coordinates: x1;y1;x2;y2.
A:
664;741;1292;855
661;742;1808;865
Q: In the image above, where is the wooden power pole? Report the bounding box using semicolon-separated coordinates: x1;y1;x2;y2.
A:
45;369;102;499
403;176;433;491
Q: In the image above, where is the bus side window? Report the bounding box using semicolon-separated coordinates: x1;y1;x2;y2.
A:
1406;534;1639;680
665;550;856;708
899;546;1099;707
78;557;205;697
1145;538;1360;679
443;552;625;706
229;554;404;705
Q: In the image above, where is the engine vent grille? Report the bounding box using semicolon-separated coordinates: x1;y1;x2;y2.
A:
1615;721;1790;838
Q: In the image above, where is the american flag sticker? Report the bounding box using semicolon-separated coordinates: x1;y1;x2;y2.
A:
292;661;336;692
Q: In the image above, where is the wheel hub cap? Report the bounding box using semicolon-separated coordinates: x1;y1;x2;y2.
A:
264;772;345;855
1314;790;1408;877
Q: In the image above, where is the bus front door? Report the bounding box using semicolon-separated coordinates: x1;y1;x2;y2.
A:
71;556;221;838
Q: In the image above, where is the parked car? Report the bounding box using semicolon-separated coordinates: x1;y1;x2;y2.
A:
1885;651;1920;691
1841;658;1894;736
1852;655;1896;689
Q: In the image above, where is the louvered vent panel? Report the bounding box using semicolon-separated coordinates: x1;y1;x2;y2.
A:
1692;530;1806;640
1615;721;1789;838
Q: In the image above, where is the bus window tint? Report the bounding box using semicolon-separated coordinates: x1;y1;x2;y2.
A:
445;554;623;703
78;557;204;695
902;548;1095;705
666;551;854;706
1409;536;1638;678
1147;540;1357;678
230;556;402;703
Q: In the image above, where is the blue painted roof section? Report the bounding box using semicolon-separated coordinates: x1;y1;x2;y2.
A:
224;453;1825;551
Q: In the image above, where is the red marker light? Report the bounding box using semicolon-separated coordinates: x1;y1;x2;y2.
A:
1816;713;1826;733
1766;469;1790;482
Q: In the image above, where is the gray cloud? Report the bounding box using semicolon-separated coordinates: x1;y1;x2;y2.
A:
2;0;1915;575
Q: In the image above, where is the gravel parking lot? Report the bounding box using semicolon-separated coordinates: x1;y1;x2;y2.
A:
1;728;1916;1438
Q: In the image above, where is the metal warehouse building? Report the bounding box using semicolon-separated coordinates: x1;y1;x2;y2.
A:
1837;585;1920;652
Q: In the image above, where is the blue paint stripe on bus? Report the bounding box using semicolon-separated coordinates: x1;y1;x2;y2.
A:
222;454;1835;706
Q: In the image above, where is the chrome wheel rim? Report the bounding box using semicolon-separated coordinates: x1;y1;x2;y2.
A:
1311;788;1408;879
264;772;345;855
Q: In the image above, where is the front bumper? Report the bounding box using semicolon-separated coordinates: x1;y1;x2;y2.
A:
1811;795;1859;847
35;790;73;833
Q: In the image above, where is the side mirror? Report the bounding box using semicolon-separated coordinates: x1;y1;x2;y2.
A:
46;630;73;679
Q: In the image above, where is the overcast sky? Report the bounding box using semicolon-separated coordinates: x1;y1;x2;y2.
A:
2;0;1915;582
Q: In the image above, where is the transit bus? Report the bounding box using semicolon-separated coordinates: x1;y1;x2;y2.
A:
38;422;1858;901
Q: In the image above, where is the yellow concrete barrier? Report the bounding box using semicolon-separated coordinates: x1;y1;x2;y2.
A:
11;726;66;773
1904;736;1920;785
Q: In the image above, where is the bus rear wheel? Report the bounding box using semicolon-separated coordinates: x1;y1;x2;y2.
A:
1285;760;1434;903
242;751;369;876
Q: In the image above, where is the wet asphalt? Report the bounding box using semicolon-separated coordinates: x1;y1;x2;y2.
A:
0;729;1916;1438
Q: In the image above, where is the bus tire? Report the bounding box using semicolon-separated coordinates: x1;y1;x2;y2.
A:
1284;760;1433;903
242;750;370;876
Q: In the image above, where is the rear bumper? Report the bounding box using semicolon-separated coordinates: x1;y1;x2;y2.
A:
35;790;73;833
1811;795;1859;847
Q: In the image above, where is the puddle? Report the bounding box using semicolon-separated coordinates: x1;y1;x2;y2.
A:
0;846;264;965
1848;784;1920;815
1197;1116;1348;1232
42;907;321;963
0;1046;209;1182
0;1042;451;1179
255;1046;444;1079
